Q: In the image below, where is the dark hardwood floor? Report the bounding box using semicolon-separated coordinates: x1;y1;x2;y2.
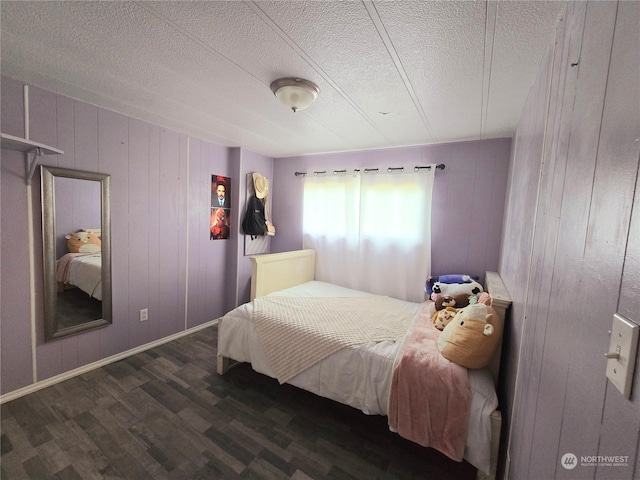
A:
1;325;477;479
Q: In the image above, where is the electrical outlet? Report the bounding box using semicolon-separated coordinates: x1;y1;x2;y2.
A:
139;308;149;322
605;313;639;398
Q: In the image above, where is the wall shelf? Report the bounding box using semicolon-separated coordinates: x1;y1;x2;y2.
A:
1;133;64;155
1;132;64;185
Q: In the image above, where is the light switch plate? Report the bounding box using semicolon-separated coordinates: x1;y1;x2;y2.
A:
606;313;639;398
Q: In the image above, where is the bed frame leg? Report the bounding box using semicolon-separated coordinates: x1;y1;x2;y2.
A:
476;410;501;480
217;356;234;375
216;318;236;375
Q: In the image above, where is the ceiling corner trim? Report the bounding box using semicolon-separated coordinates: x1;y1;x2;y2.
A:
362;0;437;144
481;0;498;139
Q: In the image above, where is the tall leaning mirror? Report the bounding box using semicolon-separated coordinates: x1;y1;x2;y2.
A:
41;166;112;341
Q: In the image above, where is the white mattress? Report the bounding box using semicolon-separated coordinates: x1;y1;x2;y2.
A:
67;253;102;300
217;280;498;474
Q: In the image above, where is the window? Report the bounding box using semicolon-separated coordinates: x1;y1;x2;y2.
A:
303;167;435;302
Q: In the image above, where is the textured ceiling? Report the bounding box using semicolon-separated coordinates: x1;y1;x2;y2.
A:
0;1;565;158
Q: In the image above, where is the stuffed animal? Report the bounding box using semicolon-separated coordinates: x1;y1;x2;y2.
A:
434;294;472;311
468;292;491;305
425;274;479;296
432;306;458;331
66;231;101;254
437;300;502;369
430;279;483;302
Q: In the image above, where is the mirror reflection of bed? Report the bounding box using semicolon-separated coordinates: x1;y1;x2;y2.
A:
41;166;112;341
54;228;103;328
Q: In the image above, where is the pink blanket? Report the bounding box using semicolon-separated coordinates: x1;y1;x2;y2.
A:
388;302;471;462
55;253;90;282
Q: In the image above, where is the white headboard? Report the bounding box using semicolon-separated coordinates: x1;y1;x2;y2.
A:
250;249;316;300
485;271;512;385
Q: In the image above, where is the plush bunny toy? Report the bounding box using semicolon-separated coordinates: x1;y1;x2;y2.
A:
437;300;501;369
66;231;101;254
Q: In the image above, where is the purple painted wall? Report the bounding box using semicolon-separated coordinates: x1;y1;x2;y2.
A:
1;92;32;392
0;77;244;395
271;138;511;283
186;138;236;328
235;150;274;306
500;2;640;479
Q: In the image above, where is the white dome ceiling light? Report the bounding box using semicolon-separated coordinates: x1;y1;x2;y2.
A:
270;78;320;113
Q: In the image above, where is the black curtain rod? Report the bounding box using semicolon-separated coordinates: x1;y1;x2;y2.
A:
294;163;445;177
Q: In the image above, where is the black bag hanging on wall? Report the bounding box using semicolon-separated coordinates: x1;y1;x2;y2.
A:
242;194;266;239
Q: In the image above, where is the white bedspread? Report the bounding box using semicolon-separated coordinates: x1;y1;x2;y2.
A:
254;295;415;383
57;253;102;300
217;281;498;475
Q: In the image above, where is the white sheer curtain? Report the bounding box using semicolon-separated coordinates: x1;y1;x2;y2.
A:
303;167;435;302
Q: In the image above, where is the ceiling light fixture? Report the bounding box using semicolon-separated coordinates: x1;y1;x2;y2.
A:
270;77;320;113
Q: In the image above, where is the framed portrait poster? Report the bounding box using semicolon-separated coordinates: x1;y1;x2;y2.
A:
211;175;231;240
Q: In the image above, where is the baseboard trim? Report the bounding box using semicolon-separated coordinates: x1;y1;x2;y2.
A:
0;319;219;405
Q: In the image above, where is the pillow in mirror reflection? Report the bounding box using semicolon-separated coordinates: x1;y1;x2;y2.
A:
66;231;101;253
82;228;101;238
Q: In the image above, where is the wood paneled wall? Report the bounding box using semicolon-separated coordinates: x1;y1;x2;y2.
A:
0;78;242;395
500;2;640;478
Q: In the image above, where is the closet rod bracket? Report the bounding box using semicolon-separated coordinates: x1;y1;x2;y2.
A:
25;148;44;186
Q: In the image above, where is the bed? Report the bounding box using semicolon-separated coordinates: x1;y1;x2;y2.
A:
55;252;103;300
217;249;511;480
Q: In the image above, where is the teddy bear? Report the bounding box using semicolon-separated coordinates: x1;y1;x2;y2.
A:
432;306;458;331
434;294;473;311
437;299;502;369
66;231;101;254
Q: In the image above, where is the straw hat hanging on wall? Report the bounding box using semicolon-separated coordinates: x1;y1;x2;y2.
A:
252;172;269;199
252;172;275;236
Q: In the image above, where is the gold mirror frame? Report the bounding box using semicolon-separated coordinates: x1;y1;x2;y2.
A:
41;166;112;341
